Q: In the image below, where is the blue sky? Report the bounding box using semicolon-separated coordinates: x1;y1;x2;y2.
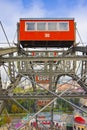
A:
0;0;87;46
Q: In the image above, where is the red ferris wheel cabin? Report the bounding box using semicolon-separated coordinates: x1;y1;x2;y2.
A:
18;18;75;48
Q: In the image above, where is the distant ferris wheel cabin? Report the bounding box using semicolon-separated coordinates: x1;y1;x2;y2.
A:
18;18;75;48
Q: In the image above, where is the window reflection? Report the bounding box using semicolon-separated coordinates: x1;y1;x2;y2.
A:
37;23;46;30
26;22;35;30
25;22;69;31
59;22;69;31
48;22;57;30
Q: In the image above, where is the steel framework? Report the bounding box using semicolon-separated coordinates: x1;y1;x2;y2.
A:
0;45;87;129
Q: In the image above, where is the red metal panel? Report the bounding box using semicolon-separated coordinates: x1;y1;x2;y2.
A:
37;100;51;106
35;75;49;83
19;19;75;42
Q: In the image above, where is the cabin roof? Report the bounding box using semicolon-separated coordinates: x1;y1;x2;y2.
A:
20;18;74;21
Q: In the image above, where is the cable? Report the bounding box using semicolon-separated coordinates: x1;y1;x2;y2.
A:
76;27;84;46
0;21;11;47
12;29;17;46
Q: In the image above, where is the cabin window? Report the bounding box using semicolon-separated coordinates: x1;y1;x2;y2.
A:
48;22;57;30
26;22;35;30
59;22;69;31
37;22;46;30
25;21;69;31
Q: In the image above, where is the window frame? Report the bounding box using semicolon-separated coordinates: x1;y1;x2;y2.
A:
48;22;57;31
58;22;69;31
37;22;47;31
25;21;69;31
25;22;36;31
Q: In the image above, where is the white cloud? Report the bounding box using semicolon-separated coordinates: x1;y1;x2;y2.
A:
23;0;46;17
0;0;46;46
68;0;87;45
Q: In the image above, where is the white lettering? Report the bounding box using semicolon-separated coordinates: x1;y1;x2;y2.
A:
45;33;50;37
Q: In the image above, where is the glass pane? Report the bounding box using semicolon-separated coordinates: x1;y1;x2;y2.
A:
48;22;57;30
26;22;35;30
37;23;46;30
59;22;69;31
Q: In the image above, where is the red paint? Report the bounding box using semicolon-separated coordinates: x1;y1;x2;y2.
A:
74;116;86;124
37;100;51;106
35;75;49;83
18;18;75;47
